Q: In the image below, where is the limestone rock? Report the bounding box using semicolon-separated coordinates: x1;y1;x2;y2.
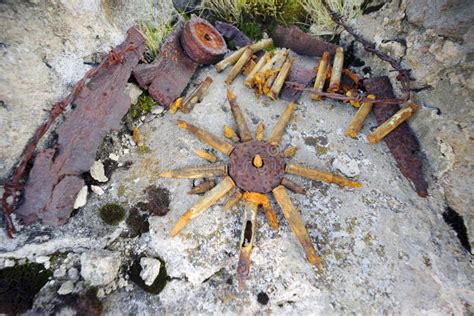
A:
90;161;109;183
80;250;121;286
332;154;360;178
139;257;161;286
73;186;88;209
57;281;75;295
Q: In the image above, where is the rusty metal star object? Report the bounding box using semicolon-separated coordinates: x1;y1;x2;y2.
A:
160;88;362;291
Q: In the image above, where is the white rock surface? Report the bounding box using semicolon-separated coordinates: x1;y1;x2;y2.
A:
90;161;108;183
73;186;88;209
332;154;360;178
80;250;121;286
139;257;161;286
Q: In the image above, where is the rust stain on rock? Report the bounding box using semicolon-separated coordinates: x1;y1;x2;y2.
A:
16;27;145;225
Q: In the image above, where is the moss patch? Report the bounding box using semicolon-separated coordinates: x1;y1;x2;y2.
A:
128;257;169;295
129;94;157;120
126;207;150;237
0;263;52;315
99;203;126;225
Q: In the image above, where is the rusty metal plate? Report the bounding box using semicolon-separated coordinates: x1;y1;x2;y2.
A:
228;141;285;193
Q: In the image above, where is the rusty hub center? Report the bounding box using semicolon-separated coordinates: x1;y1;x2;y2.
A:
228;141;285;193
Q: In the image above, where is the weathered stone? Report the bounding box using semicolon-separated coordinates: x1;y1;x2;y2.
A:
80;250;121;287
73;186;89;209
406;0;474;39
139;257;161;286
215;21;252;48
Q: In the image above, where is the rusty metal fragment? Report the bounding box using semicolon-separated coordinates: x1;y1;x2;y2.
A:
312;51;330;100
228;141;285;193
223;190;243;211
133;23;198;108
214;21;252;48
280;61;315;102
363;76;428;197
181;15;227;64
15;27;145;225
272;25;337;57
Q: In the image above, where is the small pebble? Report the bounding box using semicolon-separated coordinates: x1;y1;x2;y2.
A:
109;153;119;161
68;267;79;281
4;259;15;267
90;161;108;182
152;106;164;115
91;185;105;196
73;186;88;209
58;280;75;295
54;266;67;278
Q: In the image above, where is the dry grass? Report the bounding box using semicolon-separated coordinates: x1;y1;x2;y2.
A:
139;0;175;57
200;0;362;36
300;0;363;35
199;0;247;24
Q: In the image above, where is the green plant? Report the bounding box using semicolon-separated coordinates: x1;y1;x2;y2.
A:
99;203;126;225
139;21;173;57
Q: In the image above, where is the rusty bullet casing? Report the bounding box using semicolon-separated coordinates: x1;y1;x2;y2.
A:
268;102;295;146
245;52;272;88
227;88;253;142
177;119;234;156
312;51;330;100
237;201;258;291
180;76;213;113
345;94;376;138
263;49;289;96
283;146;298;158
286;163;362;188
223;124;240;142
255;121;265;141
225;47;253;85
159;164;227;179
272;185;321;269
367;103;419;144
269;56;294;100
170;176;235;236
281;178;306;195
216;39;273;73
328;47;344;93
193;149;218;163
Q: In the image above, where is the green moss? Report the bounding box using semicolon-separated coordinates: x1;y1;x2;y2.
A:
278;0;306;25
99;203;126;225
0;263;52;315
237;17;263;41
130;94;157;120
